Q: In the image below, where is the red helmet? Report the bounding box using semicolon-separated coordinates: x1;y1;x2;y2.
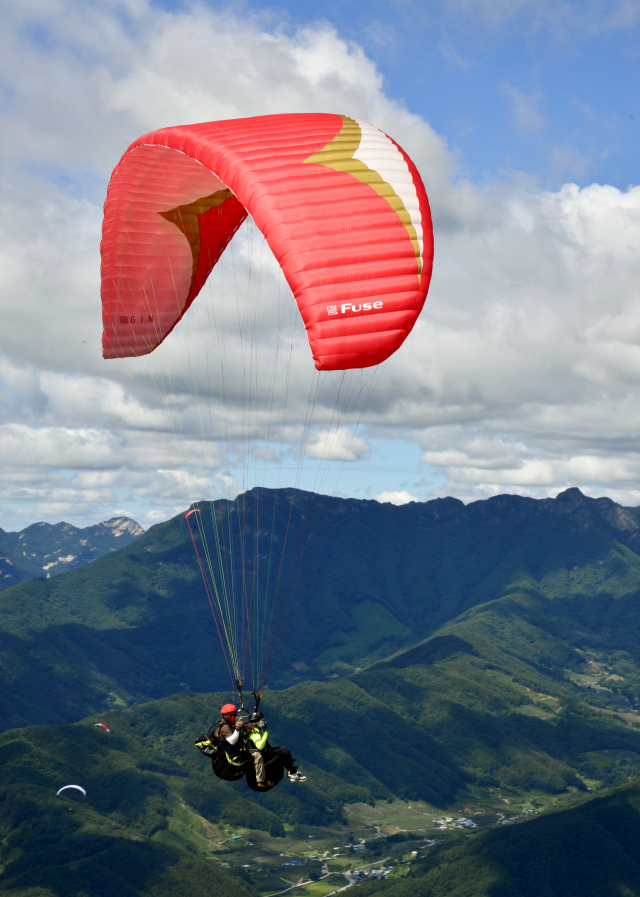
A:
221;703;237;718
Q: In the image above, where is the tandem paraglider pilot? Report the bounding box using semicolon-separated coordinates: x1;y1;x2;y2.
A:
195;703;306;791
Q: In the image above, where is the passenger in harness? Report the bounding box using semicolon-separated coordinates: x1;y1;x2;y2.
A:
245;712;273;789
246;711;307;785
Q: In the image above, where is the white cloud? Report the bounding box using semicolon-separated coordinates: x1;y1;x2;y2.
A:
374;490;418;505
371;178;640;502
0;1;640;528
306;428;370;462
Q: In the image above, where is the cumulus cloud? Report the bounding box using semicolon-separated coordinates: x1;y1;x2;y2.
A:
1;0;640;528
306;428;370;462
375;179;640;502
374;490;418;505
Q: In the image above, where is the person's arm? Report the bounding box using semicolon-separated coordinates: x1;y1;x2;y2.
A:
252;728;268;751
220;721;243;745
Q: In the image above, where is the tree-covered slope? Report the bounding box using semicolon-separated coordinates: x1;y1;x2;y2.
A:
0;686;459;897
3;676;640;896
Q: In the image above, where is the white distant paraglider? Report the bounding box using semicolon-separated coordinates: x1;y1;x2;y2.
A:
94;723;111;733
56;785;87;797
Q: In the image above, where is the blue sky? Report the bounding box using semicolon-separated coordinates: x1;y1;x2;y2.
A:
158;0;640;190
0;0;640;528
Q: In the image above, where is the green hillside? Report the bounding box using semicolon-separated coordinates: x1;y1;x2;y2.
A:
0;688;445;896
2;486;640;733
2;677;640;896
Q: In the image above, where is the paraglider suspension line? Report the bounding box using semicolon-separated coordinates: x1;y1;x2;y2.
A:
235;678;245;710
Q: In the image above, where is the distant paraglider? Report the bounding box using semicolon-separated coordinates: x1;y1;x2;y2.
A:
185;509;202;530
94;723;111;734
56;785;87;797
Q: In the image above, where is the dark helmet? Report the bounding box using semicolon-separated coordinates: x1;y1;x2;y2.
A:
221;703;237;721
249;711;264;724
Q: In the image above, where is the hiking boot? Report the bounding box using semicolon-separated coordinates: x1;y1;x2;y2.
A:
287;771;307;783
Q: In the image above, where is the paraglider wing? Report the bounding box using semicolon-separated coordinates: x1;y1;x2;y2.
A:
57;785;87;797
94;723;111;733
185;509;202;520
101;113;433;371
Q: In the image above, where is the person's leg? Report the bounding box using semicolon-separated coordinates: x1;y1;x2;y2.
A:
272;745;296;772
273;745;306;781
248;744;265;782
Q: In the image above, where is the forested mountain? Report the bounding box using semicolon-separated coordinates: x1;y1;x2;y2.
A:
1;485;640;730
0;516;144;589
2;679;640;895
2;485;640;813
3;486;640;895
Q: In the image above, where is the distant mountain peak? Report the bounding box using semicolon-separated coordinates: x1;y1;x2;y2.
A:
0;515;145;590
100;518;145;538
556;486;586;501
549;488;640;535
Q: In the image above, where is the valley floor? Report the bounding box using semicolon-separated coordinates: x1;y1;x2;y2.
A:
182;791;590;897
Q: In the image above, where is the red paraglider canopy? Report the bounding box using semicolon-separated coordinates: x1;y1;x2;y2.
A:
101;113;433;371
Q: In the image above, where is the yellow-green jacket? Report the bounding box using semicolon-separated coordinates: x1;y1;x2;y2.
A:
248;726;268;751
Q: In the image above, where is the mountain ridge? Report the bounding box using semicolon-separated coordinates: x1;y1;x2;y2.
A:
1;486;640;732
0;516;144;589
